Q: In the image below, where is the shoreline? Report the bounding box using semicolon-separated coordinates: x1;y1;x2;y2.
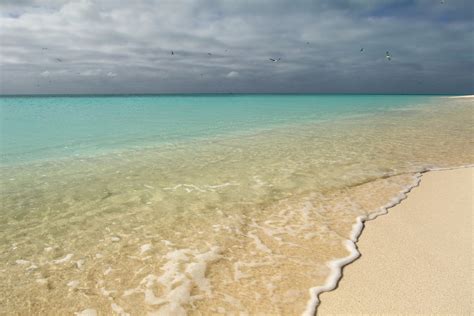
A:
303;169;425;315
315;166;473;314
447;94;474;98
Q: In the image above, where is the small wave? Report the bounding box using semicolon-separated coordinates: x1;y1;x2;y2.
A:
121;246;222;315
163;182;240;193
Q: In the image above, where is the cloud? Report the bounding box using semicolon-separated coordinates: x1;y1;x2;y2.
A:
0;0;473;94
80;69;102;76
226;71;239;78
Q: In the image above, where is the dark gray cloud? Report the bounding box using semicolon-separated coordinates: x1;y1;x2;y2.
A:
1;0;473;94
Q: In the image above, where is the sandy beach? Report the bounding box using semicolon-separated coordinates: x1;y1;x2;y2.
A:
1;0;473;313
318;167;473;314
448;95;474;98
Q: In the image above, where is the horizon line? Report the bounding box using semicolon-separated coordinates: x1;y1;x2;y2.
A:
0;92;468;98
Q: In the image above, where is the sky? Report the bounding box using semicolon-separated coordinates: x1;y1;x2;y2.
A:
0;0;473;95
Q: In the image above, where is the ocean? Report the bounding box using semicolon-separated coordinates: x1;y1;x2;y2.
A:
0;94;472;314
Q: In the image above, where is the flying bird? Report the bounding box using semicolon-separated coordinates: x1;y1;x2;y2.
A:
208;53;212;56
171;51;174;55
385;51;391;61
55;58;62;62
360;48;364;52
269;58;281;62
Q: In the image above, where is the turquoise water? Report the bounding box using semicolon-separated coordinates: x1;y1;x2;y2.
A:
0;94;472;315
0;94;436;165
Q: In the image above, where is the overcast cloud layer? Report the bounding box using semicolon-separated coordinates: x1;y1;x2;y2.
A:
1;0;473;94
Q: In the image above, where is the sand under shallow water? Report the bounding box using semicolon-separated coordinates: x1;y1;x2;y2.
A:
0;96;472;315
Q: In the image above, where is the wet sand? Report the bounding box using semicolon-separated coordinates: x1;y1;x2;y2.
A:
318;167;473;315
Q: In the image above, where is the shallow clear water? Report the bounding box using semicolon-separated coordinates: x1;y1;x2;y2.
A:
0;95;472;315
0;94;440;165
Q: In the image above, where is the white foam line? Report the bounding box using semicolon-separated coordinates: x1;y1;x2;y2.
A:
303;164;473;316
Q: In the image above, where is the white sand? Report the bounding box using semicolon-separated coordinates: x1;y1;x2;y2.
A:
448;95;474;98
318;167;473;315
